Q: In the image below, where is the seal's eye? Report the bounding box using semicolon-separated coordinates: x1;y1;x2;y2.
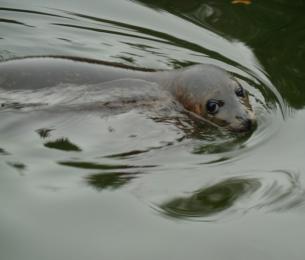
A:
206;100;220;114
235;86;246;97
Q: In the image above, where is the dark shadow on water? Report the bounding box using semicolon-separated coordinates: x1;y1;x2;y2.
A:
58;160;156;170
0;147;10;155
6;161;27;175
104;142;174;159
44;138;82;152
85;171;139;191
157;170;305;221
155;114;255;155
201;157;231;165
65;11;231;65
0;18;33;27
0;7;71;19
36;128;54;139
192;130;253;154
159;177;260;220
105;149;153;159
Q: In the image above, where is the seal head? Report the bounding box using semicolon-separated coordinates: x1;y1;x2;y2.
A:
172;64;256;132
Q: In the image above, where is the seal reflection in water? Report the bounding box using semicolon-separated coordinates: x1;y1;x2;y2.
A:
0;57;255;132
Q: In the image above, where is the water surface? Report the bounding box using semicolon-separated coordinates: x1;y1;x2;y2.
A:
1;0;305;259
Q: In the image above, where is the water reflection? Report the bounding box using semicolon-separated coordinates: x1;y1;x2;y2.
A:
58;160;155;170
36;128;54;138
36;128;83;152
104;144;173;159
192;131;252;154
160;177;260;220
0;7;69;19
151;112;258;160
44;138;82;152
157;171;305;221
0;147;9;155
6;161;26;174
0;18;33;27
86;172;139;191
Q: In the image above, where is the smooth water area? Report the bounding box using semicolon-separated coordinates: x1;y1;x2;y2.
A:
0;1;305;259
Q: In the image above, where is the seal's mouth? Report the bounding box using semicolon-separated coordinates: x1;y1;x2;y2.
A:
227;122;254;132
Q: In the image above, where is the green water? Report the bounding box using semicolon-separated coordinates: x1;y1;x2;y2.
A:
1;0;305;259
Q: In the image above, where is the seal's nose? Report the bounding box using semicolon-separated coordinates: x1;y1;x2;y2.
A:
235;116;255;131
243;119;253;130
232;114;256;132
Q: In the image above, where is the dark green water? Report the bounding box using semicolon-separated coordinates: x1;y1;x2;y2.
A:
1;1;305;259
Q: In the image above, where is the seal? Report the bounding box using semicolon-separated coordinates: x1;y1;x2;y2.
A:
0;56;255;132
162;64;256;132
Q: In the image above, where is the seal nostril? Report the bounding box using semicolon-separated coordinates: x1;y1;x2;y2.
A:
244;119;252;130
235;116;254;131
